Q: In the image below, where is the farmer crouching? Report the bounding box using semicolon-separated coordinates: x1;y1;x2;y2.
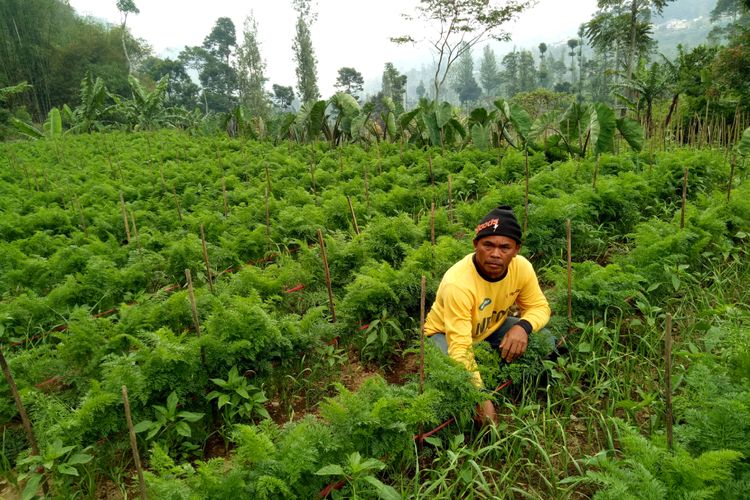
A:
424;205;551;424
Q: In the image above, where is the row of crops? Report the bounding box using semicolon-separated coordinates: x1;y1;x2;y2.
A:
1;130;749;498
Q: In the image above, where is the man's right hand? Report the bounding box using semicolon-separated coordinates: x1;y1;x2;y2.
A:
475;399;498;425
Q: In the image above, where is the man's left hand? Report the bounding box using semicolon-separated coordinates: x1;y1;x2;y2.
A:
499;325;528;363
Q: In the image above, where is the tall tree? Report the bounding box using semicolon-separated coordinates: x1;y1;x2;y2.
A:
567;39;579;86
451;45;482;105
334;67;364;99
517;50;538;93
502;50;520;97
237;13;269;117
416;80;427;99
203;17;236;66
292;0;320;103
537;42;550;88
140;56;199;109
116;0;139;74
381;63;407;111
479;45;502;96
392;0;532;100
271;84;295;110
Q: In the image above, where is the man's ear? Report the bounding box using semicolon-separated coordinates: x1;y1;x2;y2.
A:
472;238;478;250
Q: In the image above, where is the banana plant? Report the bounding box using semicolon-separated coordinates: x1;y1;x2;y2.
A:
466;107;498;151
11;107;63;140
112;74;173;131
292;99;327;143
399;98;465;148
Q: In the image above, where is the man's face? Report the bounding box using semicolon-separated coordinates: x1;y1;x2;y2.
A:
473;235;520;279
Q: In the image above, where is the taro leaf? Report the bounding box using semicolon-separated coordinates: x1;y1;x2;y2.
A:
436;101;453;129
422;110;441;147
469;106;489;125
315;464;345;476
737;127;750;156
471;123;489;150
386;112;397;140
591;103;616;156
617;117;644;152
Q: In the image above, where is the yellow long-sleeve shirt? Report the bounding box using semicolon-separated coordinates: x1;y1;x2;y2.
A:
424;253;551;387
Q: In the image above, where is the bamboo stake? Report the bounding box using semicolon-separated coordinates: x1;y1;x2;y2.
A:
347;196;360;235
665;313;674;453
592;154;600;189
566;219;573;329
376;144;382;175
264;162;272;193
119;192;131;243
430;202;436;246
264;186;271;240
129;209;141;254
73;194;88;237
200;224;214;293
185;269;201;337
418;275;426;451
317;229;337;323
728;154;736;202
221;176;229;218
171;185;183;223
309;160;316;196
338;148;344;173
158;163;167;192
0;347;40;457
121;385;148;500
680;167;688;230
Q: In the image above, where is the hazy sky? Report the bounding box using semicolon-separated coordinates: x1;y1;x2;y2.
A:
68;0;598;95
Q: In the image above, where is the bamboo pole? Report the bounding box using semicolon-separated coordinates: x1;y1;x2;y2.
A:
171;185;183;223
129;209;141;254
221;176;229;218
309;160;317;196
592;154;600;190
430;202;436;246
665;313;673;453
119;192;131;244
0;347;40;457
185;269;201;337
73;194;88;237
566;219;573;329
347;196;360;235
680;167;688;230
200;224;214;293
264;162;272;193
376;144;382;175
317;229;337;323
418;275;426;451
264;186;271;240
121;385;148;500
728;154;736;202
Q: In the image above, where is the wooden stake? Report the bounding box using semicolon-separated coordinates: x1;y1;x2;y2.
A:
317;229;337;323
347;196;360;235
728;154;736;202
185;269;201;337
419;275;426;394
566;219;573;329
0;347;40;457
73;194;88;237
592;154;600;190
264;186;271;240
122;385;148;500
158;163;167;192
119;192;131;243
309;160;317;196
680;167;688;230
221;176;229;217
200;224;214;293
338;148;344;173
129;209;141;254
430;202;436;245
264;162;272;193
171;185;183;223
376;145;382;175
665;313;674;453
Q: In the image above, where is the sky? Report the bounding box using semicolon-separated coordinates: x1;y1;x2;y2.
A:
67;0;598;96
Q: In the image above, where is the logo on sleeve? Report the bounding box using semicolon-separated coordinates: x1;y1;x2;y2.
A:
479;298;492;311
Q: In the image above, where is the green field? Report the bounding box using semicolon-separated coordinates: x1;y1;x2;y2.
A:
1;131;749;498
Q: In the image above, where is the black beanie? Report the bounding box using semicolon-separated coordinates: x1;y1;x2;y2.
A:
473;205;522;244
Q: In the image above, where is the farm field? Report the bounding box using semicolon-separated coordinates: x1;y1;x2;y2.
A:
1;130;750;498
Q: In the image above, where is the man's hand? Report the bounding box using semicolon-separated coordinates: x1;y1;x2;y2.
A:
499;325;528;363
475;399;497;425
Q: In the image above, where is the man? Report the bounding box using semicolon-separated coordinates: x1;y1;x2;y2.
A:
424;205;550;424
